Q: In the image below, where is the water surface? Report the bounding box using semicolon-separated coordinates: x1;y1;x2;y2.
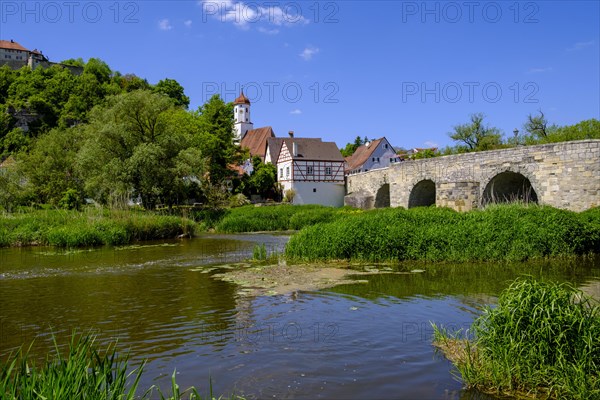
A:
0;235;598;399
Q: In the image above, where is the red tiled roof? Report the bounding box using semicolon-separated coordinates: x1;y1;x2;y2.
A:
233;90;250;105
0;40;28;52
240;126;275;160
345;138;383;171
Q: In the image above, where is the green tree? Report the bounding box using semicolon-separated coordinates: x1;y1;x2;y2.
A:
154;78;190;108
193;94;242;184
83;58;111;84
449;113;502;151
247;156;278;198
0;160;23;212
19;127;84;205
340;136;372;157
77;91;206;209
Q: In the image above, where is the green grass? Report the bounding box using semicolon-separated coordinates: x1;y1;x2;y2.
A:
0;333;240;400
285;204;600;263
213;205;355;233
0;208;196;248
432;278;600;398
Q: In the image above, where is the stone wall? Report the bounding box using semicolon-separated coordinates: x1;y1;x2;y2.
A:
345;140;600;212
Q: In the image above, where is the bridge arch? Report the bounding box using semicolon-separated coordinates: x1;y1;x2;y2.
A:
408;179;436;208
374;183;390;208
481;171;538;206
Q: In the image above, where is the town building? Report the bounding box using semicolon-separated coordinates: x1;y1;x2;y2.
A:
345;137;400;175
276;133;345;207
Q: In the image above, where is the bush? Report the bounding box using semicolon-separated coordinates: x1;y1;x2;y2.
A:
285;205;600;262
433;278;600;398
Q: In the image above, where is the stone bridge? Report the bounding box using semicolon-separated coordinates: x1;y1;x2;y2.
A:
345;140;599;212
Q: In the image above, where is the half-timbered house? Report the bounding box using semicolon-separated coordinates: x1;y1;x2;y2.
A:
276;136;345;206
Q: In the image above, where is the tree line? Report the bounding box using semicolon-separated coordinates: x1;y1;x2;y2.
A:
0;60;273;211
340;112;599;159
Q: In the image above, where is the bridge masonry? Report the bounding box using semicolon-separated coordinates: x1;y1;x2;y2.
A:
345;140;600;212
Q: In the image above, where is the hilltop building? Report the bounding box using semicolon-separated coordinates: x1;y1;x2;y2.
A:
0;39;82;74
1;39;48;69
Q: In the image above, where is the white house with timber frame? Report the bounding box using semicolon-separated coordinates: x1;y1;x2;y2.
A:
276;136;345;207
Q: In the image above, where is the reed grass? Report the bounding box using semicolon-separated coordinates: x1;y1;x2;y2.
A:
432;278;600;398
214;205;353;233
0;208;196;248
285;204;599;263
0;333;241;400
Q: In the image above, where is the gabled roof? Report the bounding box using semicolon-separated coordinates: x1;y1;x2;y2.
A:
240;126;275;159
267;137;285;163
279;138;344;162
0;40;28;51
345;138;384;171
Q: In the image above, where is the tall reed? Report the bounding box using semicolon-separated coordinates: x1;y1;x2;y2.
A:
432;278;600;398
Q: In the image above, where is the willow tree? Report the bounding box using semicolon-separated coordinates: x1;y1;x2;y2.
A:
77;90;206;209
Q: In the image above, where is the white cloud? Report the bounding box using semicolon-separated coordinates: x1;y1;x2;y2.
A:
184;20;193;28
299;46;319;61
158;19;173;31
290;109;302;115
423;141;438;148
567;40;594;51
528;67;552;74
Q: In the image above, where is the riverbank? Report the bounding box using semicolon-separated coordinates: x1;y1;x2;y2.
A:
432;278;600;399
285;204;600;262
203;204;354;233
0;333;240;400
0;209;195;247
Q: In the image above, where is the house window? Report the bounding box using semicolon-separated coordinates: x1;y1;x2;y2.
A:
385;144;388;149
286;166;290;178
313;188;317;193
307;166;314;175
377;157;380;162
279;168;283;178
372;157;375;162
325;167;332;175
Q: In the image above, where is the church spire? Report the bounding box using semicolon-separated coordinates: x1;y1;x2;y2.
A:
233;89;253;143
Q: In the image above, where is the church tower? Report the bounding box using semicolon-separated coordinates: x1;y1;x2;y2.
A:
233;89;253;143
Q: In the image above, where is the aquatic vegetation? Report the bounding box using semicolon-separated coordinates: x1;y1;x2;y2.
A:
214;205;353;233
0;333;240;400
285;204;600;262
432;278;600;398
0;208;196;248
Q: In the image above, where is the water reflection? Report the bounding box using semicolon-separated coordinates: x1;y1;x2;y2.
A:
0;237;598;399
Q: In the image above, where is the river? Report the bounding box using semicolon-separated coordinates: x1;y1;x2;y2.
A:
0;234;598;399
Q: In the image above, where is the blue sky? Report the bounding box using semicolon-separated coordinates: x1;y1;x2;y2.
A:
2;1;599;149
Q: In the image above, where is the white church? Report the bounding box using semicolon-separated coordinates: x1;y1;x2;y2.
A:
232;90;345;207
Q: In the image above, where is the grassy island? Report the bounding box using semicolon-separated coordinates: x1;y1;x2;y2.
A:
285;205;600;263
432;278;600;398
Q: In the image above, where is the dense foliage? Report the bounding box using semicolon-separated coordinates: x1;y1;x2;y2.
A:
212;204;352;232
0;59;246;210
285;205;600;262
433;278;600;398
0;208;195;247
